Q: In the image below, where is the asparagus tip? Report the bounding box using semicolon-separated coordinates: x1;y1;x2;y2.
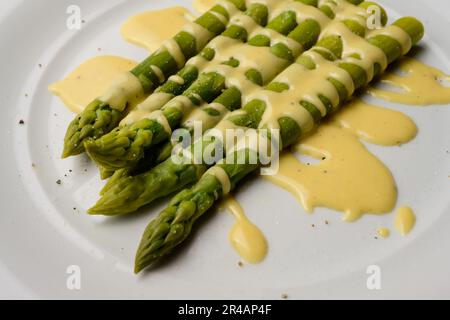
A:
84;142;104;167
87;205;110;216
83;140;95;157
84;140;120;171
134;264;142;274
61;146;75;159
62;139;85;158
88;199;130;216
87;207;100;215
87;207;105;216
87;200;114;215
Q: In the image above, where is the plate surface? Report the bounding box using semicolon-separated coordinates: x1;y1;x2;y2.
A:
1;0;450;299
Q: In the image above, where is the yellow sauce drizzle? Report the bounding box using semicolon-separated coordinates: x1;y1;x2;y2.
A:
265;99;418;222
220;196;268;264
368;57;450;105
49;56;137;113
377;228;390;238
121;7;192;52
332;98;418;146
266;125;396;222
394;206;416;236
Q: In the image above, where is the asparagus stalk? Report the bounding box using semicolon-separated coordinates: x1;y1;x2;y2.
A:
95;3;270;179
134;16;425;273
98;0;370;182
89;0;379;215
120;0;383;173
62;0;249;158
84;0;324;171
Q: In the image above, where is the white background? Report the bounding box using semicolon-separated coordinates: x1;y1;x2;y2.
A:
0;0;450;299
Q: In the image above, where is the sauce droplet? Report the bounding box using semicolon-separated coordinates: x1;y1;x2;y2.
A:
394;206;416;236
377;228;390;238
220;196;268;264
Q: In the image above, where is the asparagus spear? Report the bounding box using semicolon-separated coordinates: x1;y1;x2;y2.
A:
134;16;425;273
117;0;382;173
84;0;323;171
98;0;370;182
94;2;272;179
62;0;249;158
91;1;368;178
89;0;379;215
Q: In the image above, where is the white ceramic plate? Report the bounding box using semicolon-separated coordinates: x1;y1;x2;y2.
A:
1;0;450;299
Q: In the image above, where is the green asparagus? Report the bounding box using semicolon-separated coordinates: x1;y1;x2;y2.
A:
62;0;248;158
89;0;380;215
118;0;385;173
134;16;425;273
84;0;325;171
94;2;272;179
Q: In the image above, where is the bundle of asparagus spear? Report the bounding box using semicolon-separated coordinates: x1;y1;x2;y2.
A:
88;0;386;215
84;0;352;172
60;0;424;273
63;0;249;158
